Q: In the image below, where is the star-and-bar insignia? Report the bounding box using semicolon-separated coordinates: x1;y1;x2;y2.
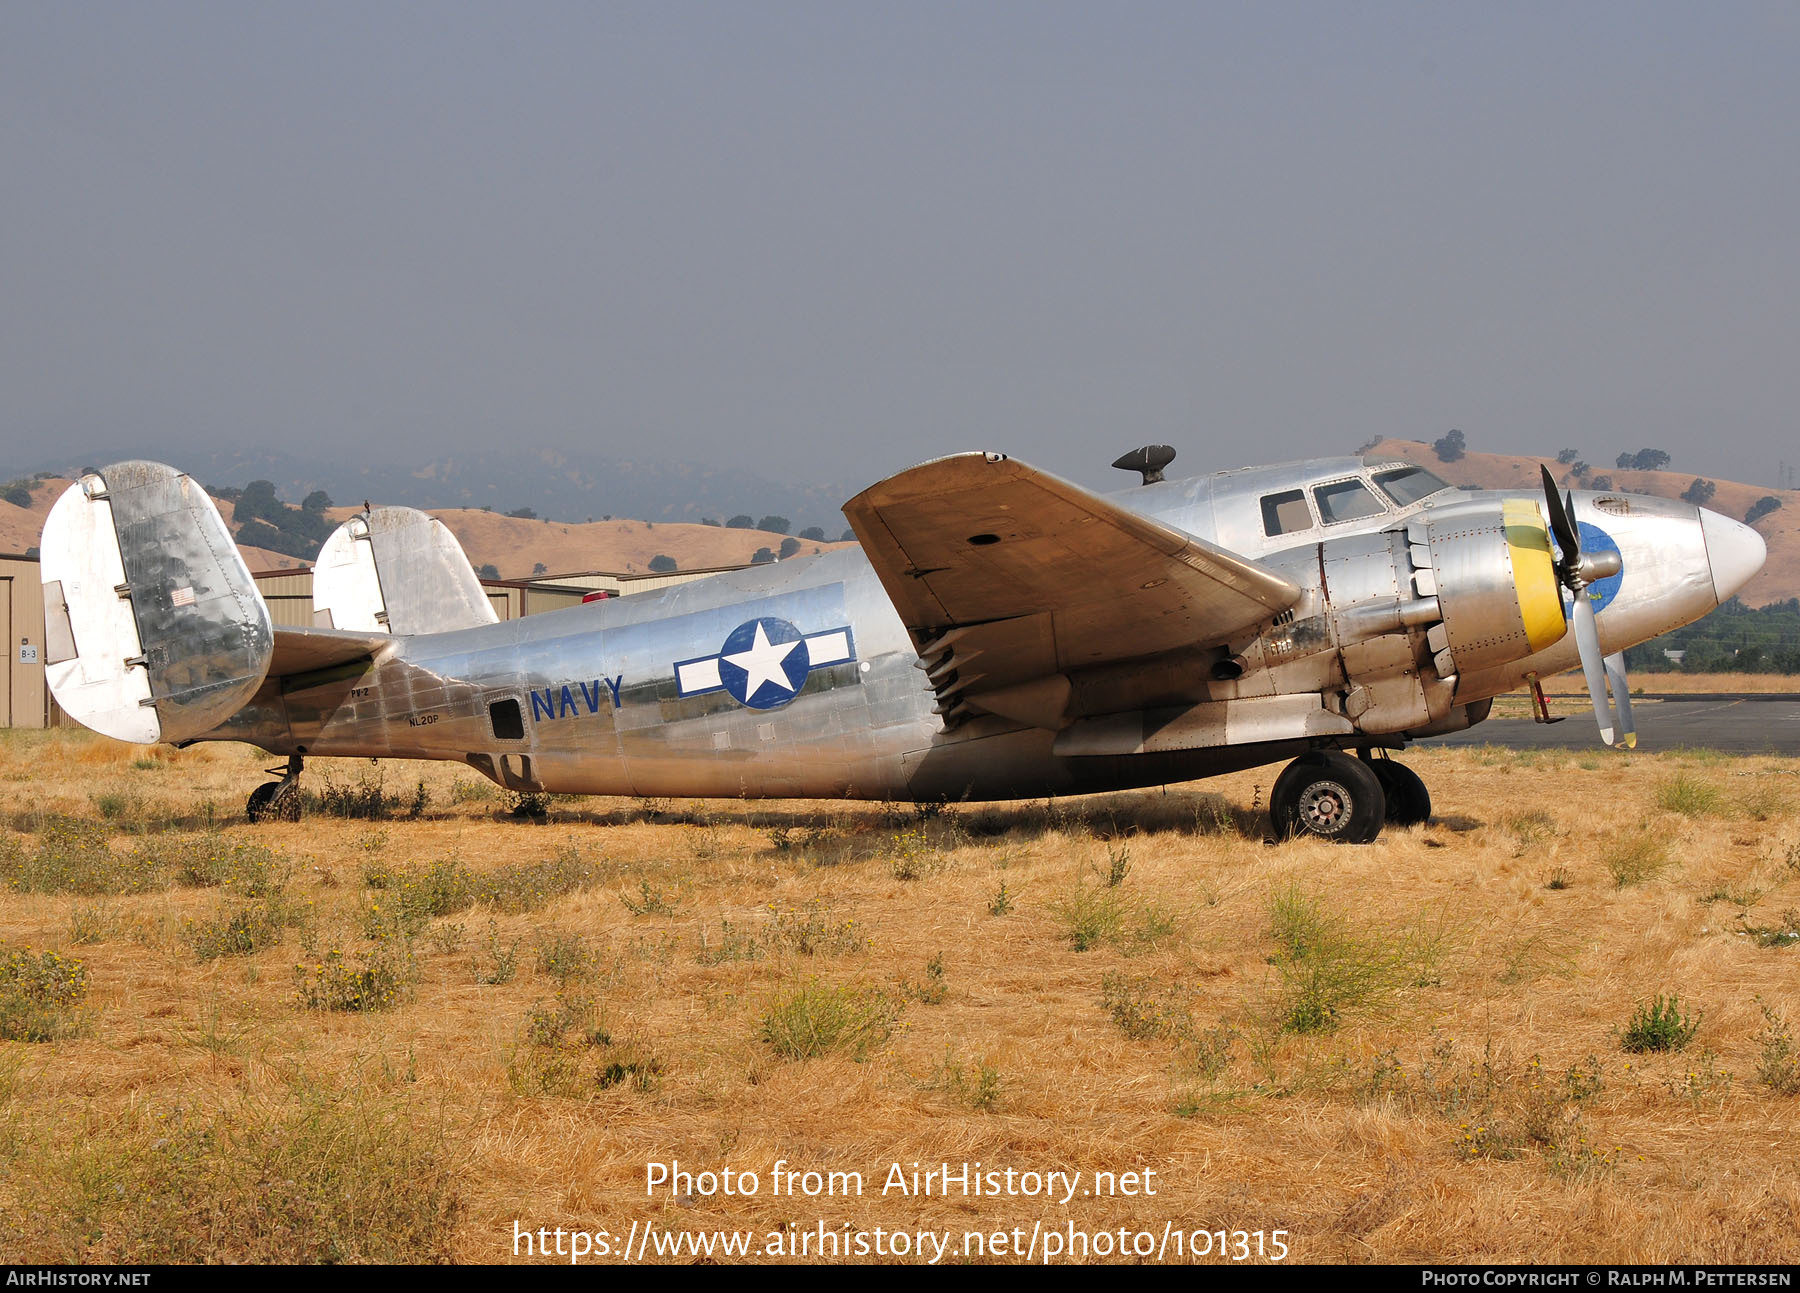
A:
674;617;857;711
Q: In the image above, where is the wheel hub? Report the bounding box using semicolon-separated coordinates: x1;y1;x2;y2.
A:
1298;780;1352;834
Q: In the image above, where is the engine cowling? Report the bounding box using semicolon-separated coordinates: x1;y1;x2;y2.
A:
1415;498;1568;679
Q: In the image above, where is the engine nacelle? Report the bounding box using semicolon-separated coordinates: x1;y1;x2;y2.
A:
1416;498;1568;679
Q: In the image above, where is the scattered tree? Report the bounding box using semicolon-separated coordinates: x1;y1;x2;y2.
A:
727;515;755;529
1616;449;1671;472
1432;429;1466;463
702;517;721;527
531;562;547;576
798;526;826;541
1588;475;1615;491
1569;461;1589;478
1556;448;1580;465
1747;496;1783;525
757;515;791;535
1681;478;1717;506
233;480;283;526
0;481;31;508
840;528;856;543
477;563;500;580
301;489;333;514
750;547;775;565
505;507;538;520
778;537;801;559
648;554;678;573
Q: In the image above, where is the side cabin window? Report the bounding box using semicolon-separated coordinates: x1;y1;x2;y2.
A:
1261;489;1314;537
1313;478;1386;525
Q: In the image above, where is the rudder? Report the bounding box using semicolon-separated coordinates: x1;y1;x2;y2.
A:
39;462;273;744
311;506;498;636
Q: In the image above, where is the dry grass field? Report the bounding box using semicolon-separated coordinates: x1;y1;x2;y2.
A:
1;729;1797;1265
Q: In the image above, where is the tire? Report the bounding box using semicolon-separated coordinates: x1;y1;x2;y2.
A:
1367;758;1431;827
246;780;302;824
1270;751;1387;844
246;781;280;823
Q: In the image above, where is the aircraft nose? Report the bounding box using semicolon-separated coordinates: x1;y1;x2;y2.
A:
1699;508;1767;604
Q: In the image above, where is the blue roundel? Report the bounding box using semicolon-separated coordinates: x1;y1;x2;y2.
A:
717;617;812;710
1555;520;1624;615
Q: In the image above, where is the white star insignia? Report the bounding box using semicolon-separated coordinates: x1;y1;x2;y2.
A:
724;622;800;698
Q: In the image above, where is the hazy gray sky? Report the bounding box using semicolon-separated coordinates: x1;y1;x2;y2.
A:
4;2;1798;493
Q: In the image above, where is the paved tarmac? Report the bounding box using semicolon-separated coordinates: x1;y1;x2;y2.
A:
1433;694;1800;754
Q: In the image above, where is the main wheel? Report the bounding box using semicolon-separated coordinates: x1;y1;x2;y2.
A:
1367;758;1431;827
1270;751;1387;844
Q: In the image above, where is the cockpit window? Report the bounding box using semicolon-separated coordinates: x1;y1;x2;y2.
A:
1313;478;1386;525
1261;489;1313;537
1373;465;1451;508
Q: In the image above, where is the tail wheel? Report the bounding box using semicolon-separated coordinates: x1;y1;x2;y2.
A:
1270;751;1387;844
1367;758;1431;827
246;781;302;824
246;782;280;823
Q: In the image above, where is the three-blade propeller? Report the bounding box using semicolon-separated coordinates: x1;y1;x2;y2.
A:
1539;466;1635;748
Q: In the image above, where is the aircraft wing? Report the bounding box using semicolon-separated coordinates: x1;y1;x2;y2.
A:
268;625;393;678
844;453;1301;710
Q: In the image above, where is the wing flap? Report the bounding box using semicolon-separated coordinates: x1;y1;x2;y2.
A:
846;453;1301;690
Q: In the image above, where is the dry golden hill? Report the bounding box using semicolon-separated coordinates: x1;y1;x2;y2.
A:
321;506;854;581
1369;438;1799;607
1;475;850;580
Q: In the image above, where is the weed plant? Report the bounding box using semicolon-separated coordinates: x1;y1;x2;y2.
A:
1621;993;1701;1053
763;900;865;956
1755;1002;1800;1095
760;980;899;1061
1265;884;1444;1034
1049;884;1176;953
1101;972;1193;1041
1655;775;1725;817
0;946;89;1041
293;943;415;1012
1604;834;1670;888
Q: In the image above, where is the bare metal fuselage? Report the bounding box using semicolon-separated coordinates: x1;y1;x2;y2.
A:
197;456;1742;803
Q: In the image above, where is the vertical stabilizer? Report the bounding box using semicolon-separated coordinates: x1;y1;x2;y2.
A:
39;462;273;744
311;506;498;636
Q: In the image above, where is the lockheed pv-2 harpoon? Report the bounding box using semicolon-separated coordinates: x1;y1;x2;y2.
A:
37;447;1765;843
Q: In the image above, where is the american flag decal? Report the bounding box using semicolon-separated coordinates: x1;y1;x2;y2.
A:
170;586;196;608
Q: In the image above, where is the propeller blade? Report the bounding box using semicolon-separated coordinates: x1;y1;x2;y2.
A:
1603;651;1637;749
1539;465;1581;576
1571;591;1617;746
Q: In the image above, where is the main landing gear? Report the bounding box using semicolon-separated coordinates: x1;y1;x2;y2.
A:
1268;749;1432;844
246;754;304;824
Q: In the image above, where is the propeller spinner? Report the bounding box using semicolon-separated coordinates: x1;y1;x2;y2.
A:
1539;465;1635;748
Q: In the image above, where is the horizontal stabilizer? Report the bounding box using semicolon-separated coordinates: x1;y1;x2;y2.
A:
269;625;394;677
312;507;498;636
40;462;273;744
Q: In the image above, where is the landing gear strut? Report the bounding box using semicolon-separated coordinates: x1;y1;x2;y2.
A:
1269;748;1432;843
246;754;304;824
